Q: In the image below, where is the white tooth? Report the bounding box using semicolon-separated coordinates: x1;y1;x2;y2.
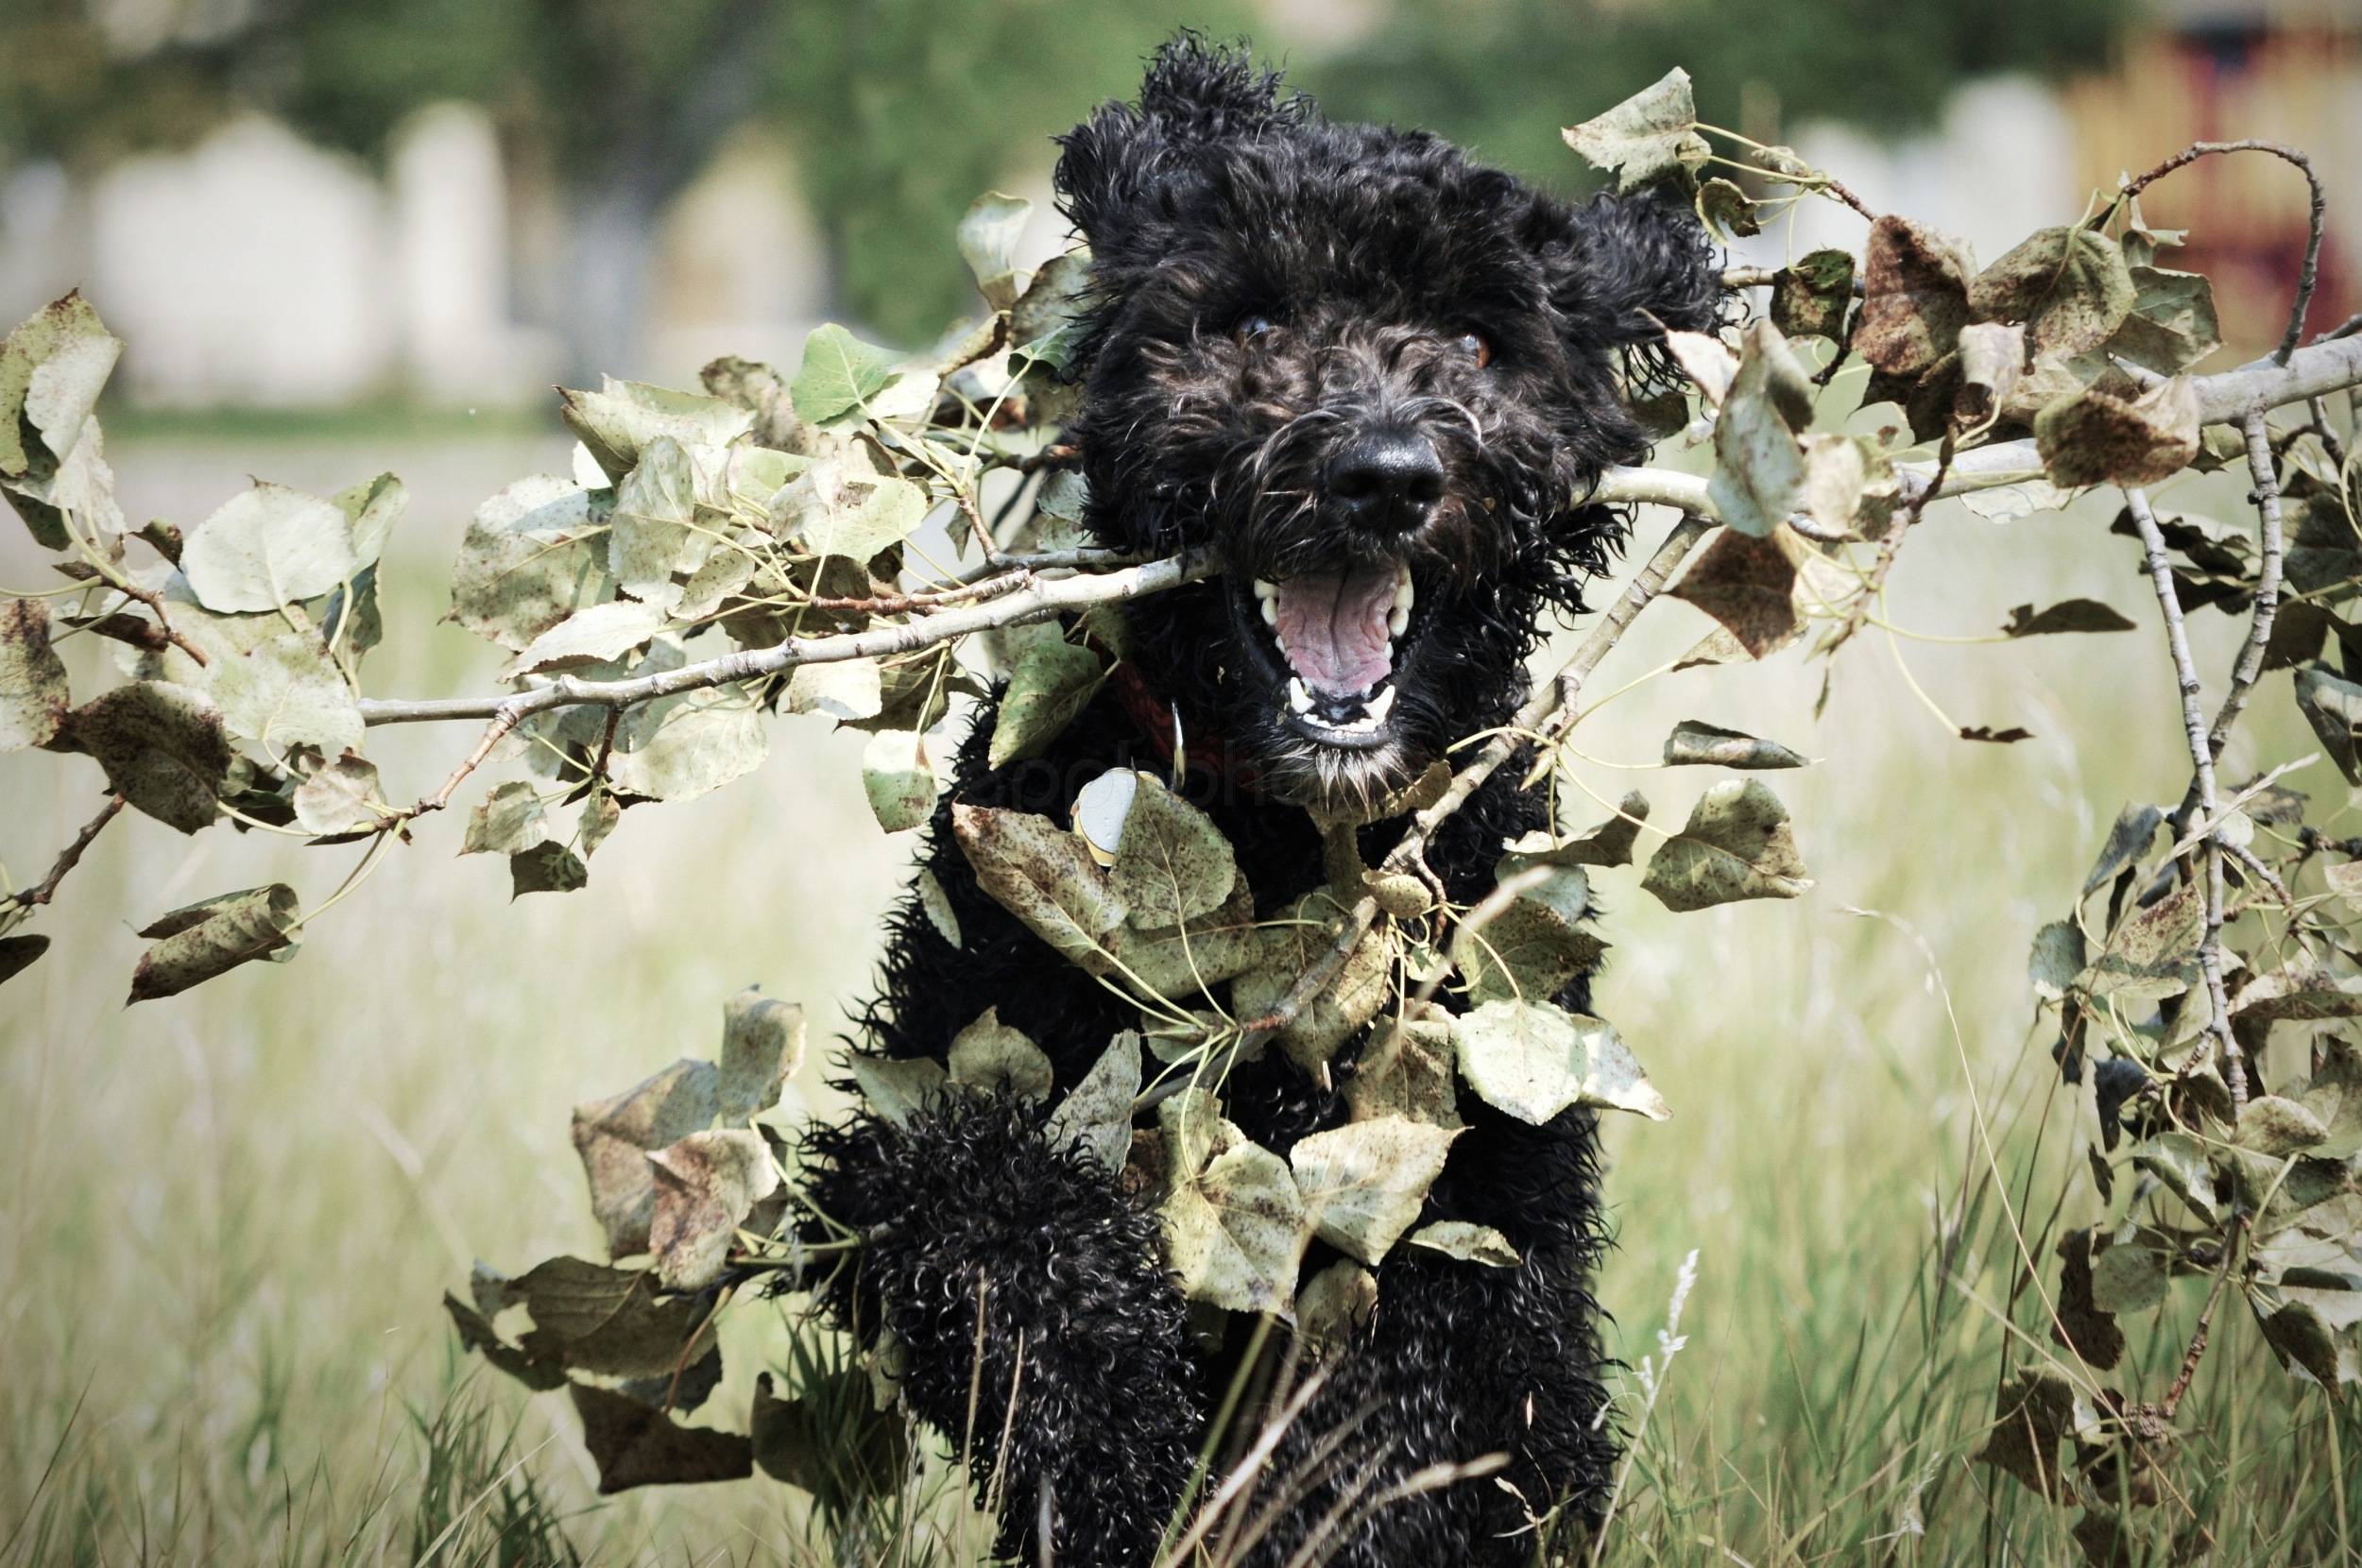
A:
1253;578;1277;601
1288;677;1313;714
1261;596;1278;627
1367;686;1396;722
1393;565;1414;613
1387;605;1409;637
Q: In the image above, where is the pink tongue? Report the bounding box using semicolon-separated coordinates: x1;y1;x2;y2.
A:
1274;565;1396;695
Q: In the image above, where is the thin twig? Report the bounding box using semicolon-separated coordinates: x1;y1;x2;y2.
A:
2160;1226;2241;1419
1828;435;1955;654
3;794;127;912
2125;486;2247;1114
2122;141;2323;365
116;578;208;669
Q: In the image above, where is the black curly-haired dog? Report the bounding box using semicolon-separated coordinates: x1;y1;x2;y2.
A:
806;37;1721;1567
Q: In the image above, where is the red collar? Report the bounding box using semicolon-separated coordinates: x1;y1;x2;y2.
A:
1106;662;1264;793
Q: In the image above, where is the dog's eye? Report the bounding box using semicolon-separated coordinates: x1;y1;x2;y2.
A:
1234;314;1278;345
1456;331;1495;368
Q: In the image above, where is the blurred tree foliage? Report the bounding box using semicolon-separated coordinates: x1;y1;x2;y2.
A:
1305;0;2130;187
0;0;2125;368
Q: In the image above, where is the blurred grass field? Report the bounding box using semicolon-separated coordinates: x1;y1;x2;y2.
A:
4;418;2359;1565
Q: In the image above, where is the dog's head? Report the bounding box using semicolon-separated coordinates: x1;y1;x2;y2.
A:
1054;36;1722;814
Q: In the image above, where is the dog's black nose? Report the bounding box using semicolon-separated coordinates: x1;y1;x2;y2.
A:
1326;431;1444;529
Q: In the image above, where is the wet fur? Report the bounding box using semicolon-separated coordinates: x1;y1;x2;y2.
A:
803;35;1721;1567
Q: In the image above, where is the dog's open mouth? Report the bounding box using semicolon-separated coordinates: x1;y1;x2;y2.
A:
1242;559;1417;749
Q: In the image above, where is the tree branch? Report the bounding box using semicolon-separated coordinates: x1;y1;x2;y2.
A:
2124;487;2247;1113
3;793;127;913
2122;141;2323;366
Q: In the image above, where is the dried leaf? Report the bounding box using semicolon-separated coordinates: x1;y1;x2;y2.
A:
509;841;589;897
1561;68;1709;192
1852;215;1975;376
847;1054;948;1128
1405;1220;1522;1268
1455;1000;1669;1125
448;477;609;652
648;1129;780;1290
1971;227;2135;357
572;1059;721;1256
2296;667;2362;784
291;752;382;836
861;729;937;832
128;883;300;1001
505;1255;710;1379
989;638;1104;767
2001;600;2136;638
2035;375;2199;488
1662;719;1807;769
462;780;552;856
1706;320;1816;537
718;988;804;1122
569;1383;752;1494
1157;1091;1309;1317
952;804;1127;972
64;680;232;834
180;483;358;614
1771;249;1855;342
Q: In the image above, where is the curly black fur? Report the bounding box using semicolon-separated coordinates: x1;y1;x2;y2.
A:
801;33;1723;1567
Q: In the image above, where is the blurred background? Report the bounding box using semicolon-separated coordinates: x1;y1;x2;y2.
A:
4;0;2362;1561
1;0;2355;408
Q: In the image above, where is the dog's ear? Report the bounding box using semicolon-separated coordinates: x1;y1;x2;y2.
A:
1540;189;1726;355
1055;33;1303;253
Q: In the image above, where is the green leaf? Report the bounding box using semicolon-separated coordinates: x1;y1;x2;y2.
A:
1156;1092;1309;1316
1851;216;1974;377
988;638;1104;768
462;780;552;856
1346;1014;1461;1129
1706;319;1815;537
571;1059;720;1256
2082;802;2163;898
790;325;907;426
1109;883;1265;1001
1661;719;1806;769
504;600;667;678
785;659;884;724
1111;771;1239;928
947;1007;1054;1100
1561;68;1709;192
648;1128;779;1290
1695;177;1759;241
2001;599;2136;638
951;803;1127;971
957;191;1034;310
2255;1298;2359;1390
1404;1220;1522;1268
128;883;300;1001
608;435;700;610
1230;890;1393;1072
1289;1116;1460;1267
1971;227;2135;357
2296;666;2362;784
2081;881;2201;1000
847;1053;948;1127
2131;1131;2217;1223
1771;250;1855;342
330;471;405;569
1;597;71;752
1640;777;1812;911
861;729;937;832
509;841;589;897
2089;1241;2168;1315
64;679;232;833
0;293;121;483
2034;375;2200;488
1501;792;1651;870
608;684;767;803
1295;1259;1378;1349
569;1383;752;1494
718;988;804;1122
1008;250;1096;374
202;626;365;757
916;867;962;947
291;752;382;836
1045;1031;1141;1172
2107;265;2221;375
1455;1000;1669;1125
447;477;611;653
180;483;358;614
560;379;753;485
2237;1094;2330;1156
1459;864;1603;1007
2028;919;2086;1002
